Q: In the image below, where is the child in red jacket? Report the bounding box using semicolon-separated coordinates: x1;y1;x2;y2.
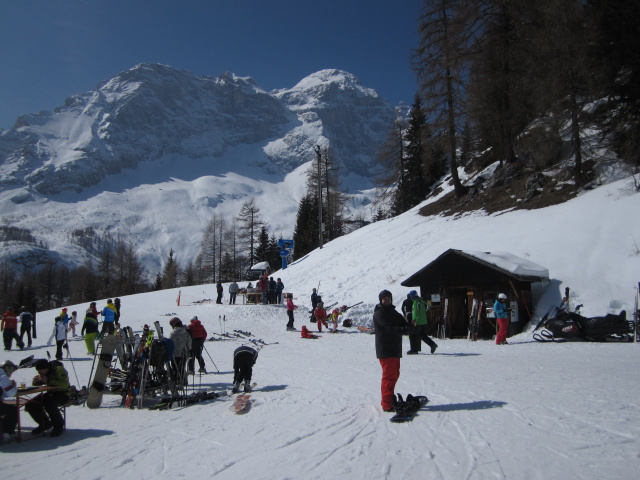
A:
301;325;319;339
314;302;328;333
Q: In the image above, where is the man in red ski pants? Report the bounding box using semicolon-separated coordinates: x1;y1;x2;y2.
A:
373;290;411;412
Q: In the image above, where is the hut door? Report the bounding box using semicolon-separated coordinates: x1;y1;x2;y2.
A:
447;288;470;338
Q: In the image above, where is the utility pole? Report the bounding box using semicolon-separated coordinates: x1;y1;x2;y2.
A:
315;145;323;249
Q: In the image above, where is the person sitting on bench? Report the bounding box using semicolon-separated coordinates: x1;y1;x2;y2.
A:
25;359;71;437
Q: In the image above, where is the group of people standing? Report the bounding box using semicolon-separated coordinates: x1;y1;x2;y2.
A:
44;298;122;360
215;278;285;305
257;275;285;305
1;307;32;351
166;315;209;380
165;315;258;395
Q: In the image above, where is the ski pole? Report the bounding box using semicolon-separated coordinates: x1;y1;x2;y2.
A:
202;345;220;373
66;349;81;386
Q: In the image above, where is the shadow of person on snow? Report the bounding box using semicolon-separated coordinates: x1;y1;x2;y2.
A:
255;384;287;393
424;400;507;412
0;429;114;453
432;353;481;357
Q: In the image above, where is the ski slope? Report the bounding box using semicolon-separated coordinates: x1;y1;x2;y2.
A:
1;299;639;480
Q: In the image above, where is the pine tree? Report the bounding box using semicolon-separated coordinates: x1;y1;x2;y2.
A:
467;0;536;166
586;0;640;165
152;273;162;291
293;194;319;258
219;251;236;282
237;199;263;266
123;242;145;294
394;95;429;214
97;236;114;297
532;0;594;183
414;0;475;197
161;249;179;290
374;116;406;210
267;234;282;273
198;214;225;284
182;262;196;287
255;226;270;264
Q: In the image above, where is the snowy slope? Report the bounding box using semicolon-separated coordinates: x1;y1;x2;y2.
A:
1;175;639;479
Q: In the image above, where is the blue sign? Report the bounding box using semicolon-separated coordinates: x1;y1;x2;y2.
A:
278;239;294;269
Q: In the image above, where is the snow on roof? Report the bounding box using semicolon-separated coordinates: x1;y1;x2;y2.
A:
460;250;549;279
250;261;270;270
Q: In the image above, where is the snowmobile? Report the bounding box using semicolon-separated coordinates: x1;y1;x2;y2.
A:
533;305;633;342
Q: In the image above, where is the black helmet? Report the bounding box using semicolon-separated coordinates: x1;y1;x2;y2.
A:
1;360;17;374
378;290;393;302
34;359;49;370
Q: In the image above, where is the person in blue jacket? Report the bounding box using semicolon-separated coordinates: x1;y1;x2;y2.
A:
101;299;117;336
275;278;285;304
494;293;511;345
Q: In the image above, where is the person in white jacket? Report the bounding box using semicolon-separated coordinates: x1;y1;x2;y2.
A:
0;360;18;442
169;317;192;386
51;317;67;361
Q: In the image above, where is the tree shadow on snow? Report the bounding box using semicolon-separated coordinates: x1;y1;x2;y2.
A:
424;400;507;412
0;429;114;452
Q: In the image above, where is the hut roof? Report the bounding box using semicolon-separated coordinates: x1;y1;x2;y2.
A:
401;249;549;287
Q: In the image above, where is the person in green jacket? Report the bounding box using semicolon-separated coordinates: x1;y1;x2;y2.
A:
407;290;438;355
81;311;99;355
24;359;71;436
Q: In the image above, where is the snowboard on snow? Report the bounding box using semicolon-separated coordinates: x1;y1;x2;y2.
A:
389;395;429;423
229;394;252;414
86;334;119;408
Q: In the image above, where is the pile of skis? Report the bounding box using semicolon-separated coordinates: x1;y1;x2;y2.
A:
85;321;185;409
149;390;228;411
208;327;278;347
467;299;484;341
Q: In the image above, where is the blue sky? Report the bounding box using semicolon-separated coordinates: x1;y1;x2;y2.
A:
0;0;423;130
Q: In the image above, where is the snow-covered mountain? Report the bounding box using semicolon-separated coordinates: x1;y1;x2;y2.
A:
0;64;398;272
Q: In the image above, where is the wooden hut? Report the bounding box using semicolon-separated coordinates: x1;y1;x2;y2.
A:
401;249;549;339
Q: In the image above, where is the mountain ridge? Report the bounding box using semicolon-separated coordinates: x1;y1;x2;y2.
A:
0;63;397;273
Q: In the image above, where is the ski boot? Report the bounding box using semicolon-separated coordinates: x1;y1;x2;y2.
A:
244;381;252;393
232;382;241;394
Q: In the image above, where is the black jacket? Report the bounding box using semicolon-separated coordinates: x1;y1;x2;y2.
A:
234;345;259;365
401;297;413;321
373;303;409;359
